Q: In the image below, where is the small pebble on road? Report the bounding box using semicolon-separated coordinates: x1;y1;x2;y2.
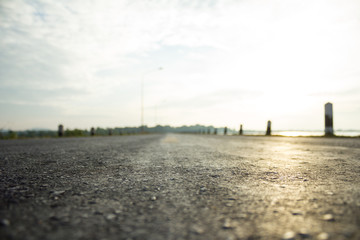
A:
323;214;335;221
0;219;10;227
222;218;233;229
282;231;296;240
317;232;330;240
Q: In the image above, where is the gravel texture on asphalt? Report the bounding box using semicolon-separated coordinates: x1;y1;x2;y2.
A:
0;134;360;240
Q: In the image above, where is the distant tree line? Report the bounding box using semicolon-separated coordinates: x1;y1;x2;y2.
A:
0;125;235;140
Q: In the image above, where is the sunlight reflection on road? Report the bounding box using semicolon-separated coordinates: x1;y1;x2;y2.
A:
161;135;179;143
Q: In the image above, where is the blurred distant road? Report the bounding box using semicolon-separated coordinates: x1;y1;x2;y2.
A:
0;134;359;240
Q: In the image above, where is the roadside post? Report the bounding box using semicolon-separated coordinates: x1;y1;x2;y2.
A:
266;121;271;136
58;124;64;137
325;102;334;136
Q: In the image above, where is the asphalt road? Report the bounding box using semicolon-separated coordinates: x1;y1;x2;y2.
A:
0;134;359;240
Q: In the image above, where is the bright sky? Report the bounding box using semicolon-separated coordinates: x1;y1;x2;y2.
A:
1;0;360;131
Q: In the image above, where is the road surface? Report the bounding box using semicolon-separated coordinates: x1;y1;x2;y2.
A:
1;134;360;240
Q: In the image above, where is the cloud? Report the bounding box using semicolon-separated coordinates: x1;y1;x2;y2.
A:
158;89;262;109
0;34;73;88
0;102;61;130
0;86;88;105
1;0;360;129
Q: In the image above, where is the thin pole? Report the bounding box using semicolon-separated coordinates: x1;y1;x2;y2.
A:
140;67;162;133
155;105;158;126
141;74;144;132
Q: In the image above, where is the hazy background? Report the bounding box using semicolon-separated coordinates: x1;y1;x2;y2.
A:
1;0;360;131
